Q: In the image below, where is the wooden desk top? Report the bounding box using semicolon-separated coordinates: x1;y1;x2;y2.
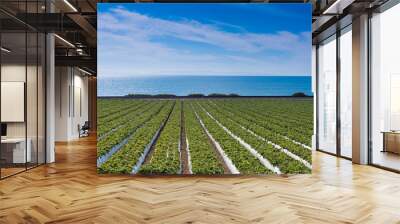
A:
381;131;400;134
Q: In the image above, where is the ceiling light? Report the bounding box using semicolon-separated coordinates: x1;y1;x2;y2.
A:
76;48;85;55
63;0;78;12
1;47;11;53
78;67;92;76
54;34;75;48
322;0;354;15
323;0;341;15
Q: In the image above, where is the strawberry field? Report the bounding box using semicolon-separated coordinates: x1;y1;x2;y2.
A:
97;98;313;175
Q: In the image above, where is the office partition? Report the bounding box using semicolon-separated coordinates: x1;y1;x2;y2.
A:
0;1;47;179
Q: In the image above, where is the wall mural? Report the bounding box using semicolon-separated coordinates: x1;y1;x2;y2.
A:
97;3;313;175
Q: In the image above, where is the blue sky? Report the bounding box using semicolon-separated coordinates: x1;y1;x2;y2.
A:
98;3;311;77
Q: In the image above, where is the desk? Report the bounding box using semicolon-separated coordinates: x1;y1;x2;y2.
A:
382;131;400;154
1;138;31;163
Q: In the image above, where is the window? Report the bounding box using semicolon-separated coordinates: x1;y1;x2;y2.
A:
370;3;400;171
317;35;337;154
0;1;46;179
339;26;352;158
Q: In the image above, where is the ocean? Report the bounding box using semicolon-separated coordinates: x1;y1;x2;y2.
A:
98;76;312;97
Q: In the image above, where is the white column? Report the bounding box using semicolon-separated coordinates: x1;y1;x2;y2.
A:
312;45;317;151
46;33;55;163
45;0;56;163
352;14;369;164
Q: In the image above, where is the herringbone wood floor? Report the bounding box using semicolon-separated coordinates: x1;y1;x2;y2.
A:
1;135;400;224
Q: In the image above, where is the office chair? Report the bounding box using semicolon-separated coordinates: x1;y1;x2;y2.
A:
79;121;90;138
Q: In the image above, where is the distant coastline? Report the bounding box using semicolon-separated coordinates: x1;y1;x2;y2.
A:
98;95;313;99
98;75;313;97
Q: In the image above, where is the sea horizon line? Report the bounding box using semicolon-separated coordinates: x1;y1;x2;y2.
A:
98;75;312;79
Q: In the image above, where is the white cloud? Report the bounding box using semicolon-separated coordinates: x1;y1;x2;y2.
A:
98;7;311;77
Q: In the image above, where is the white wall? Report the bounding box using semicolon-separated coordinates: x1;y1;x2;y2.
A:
55;67;89;141
55;66;70;141
73;73;89;137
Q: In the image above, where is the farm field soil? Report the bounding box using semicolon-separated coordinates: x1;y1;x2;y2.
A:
97;98;313;175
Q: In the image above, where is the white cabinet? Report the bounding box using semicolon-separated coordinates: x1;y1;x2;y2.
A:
1;138;32;163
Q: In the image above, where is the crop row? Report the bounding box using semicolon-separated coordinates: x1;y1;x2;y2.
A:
209;100;312;161
98;100;149;125
249;99;312;118
97;98;125;111
98;99;143;119
211;100;312;146
216;100;313;139
221;99;313;129
97;99;128;116
203;101;312;163
139;102;182;174
97;98;312;174
198;102;310;174
191;103;271;174
224;100;313;135
98;101;175;174
97;99;146;125
97;101;156;138
241;99;313;120
237;100;313;132
183;102;225;175
97;101;167;158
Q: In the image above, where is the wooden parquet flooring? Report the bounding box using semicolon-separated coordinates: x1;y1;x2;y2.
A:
1;135;400;223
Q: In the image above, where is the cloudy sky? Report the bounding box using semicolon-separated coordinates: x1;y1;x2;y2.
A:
98;4;311;78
